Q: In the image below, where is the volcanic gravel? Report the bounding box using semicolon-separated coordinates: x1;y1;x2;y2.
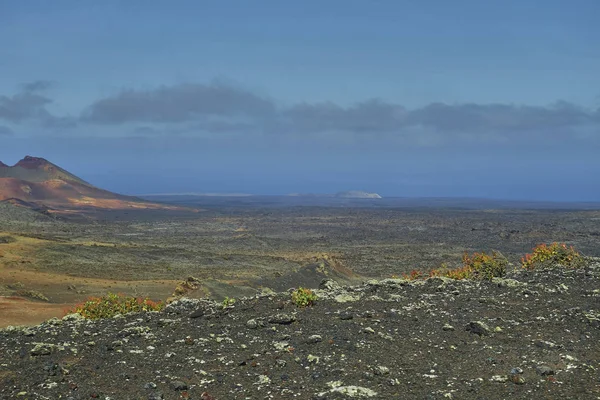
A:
2;260;600;399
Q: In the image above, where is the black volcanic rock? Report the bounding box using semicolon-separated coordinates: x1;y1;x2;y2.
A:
1;260;599;399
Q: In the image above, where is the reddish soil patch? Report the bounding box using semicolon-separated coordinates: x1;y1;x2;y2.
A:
0;296;67;327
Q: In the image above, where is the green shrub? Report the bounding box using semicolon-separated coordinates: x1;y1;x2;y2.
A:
521;243;584;270
460;251;507;280
66;292;164;320
291;287;318;307
222;296;236;308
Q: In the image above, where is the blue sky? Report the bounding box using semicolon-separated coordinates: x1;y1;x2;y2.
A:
1;1;599;200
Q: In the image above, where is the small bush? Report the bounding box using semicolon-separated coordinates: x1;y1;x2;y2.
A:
430;264;474;280
291;287;318;307
402;269;426;280
402;251;507;281
521;243;584;270
460;251;507;280
172;276;201;297
222;296;236;308
66;292;164;320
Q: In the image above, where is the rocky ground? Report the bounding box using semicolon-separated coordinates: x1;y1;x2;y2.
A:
1;260;600;400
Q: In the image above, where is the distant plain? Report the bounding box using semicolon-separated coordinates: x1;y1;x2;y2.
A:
1;195;600;327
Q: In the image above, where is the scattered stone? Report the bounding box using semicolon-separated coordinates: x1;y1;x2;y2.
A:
165;298;202;314
490;375;509;383
189;309;204;319
465;321;491;336
334;293;361;303
510;367;523;375
307;354;320;364
169;380;188;391
320;279;341;291
442;323;455;331
22;328;35;336
492;278;526;288
536;365;555;376
339;312;354;320
374;366;389;375
158;318;178;327
268;314;296;325
256;375;271;385
62;313;84;322
246;319;258;329
273;341;290;351
535;340;561;350
306;334;322;344
30;343;55;356
319;385;378;398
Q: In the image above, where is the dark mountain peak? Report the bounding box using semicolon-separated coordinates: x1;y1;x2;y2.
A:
0;161;7;168
0;155;88;185
15;156;52;169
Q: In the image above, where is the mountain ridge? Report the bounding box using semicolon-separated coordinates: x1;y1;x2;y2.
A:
0;156;89;184
0;156;185;212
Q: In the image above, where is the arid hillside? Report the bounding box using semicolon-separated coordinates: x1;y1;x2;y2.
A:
0;156;186;211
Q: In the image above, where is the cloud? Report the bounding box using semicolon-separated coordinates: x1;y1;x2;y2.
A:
3;79;599;146
132;126;160;136
281;100;599;137
404;101;595;133
0;82;75;128
80;82;600;145
83;82;275;124
0;125;13;135
20;80;53;92
283;99;406;134
0;90;53;123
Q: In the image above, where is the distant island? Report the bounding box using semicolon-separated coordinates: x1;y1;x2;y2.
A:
334;190;382;199
288;190;382;199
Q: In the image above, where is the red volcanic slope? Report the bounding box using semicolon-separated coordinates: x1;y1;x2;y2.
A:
0;156;174;210
14;156;48;169
0;177;134;202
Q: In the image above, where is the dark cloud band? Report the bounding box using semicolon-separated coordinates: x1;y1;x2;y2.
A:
1;80;599;143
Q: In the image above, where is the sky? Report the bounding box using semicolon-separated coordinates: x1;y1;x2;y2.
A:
1;1;599;201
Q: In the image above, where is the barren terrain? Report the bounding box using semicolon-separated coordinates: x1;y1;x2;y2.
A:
1;261;600;399
1;197;599;327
